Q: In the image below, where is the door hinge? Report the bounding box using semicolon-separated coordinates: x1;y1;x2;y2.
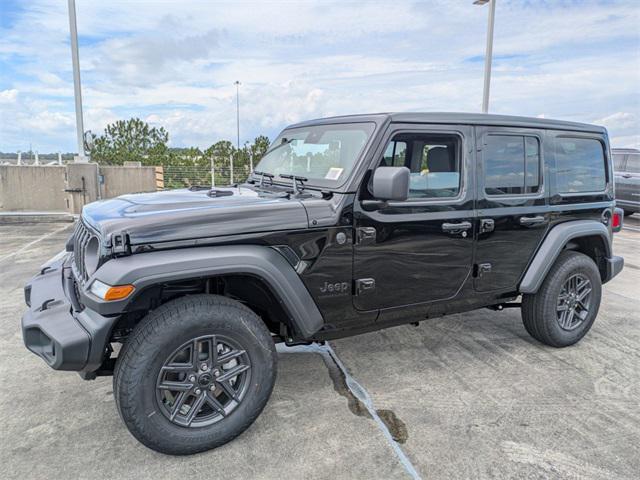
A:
475;263;492;278
356;227;377;245
355;278;376;295
479;218;495;233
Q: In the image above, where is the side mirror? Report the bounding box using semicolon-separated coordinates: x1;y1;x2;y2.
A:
372;166;410;201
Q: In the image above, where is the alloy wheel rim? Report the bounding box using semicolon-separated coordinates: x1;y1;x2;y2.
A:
556;273;592;331
155;334;251;428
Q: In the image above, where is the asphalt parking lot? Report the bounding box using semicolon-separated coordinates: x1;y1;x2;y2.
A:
1;218;639;479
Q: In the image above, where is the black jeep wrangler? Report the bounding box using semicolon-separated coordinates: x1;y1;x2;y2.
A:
22;113;624;454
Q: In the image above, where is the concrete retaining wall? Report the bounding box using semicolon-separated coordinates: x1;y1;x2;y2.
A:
0;165;68;212
0;164;163;213
66;163;100;214
100;166;157;199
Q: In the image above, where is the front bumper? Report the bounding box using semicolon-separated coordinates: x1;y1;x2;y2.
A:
21;254;118;373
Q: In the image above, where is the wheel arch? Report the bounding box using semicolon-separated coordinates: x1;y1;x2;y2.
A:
519;220;612;294
85;245;324;340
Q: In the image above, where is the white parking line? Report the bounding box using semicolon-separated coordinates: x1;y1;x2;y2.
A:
0;224;73;263
279;342;422;480
622;225;640;233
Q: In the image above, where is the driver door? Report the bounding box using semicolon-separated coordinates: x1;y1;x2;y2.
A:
352;124;475;311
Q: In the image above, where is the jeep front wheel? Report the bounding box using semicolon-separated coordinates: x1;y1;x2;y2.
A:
521;250;602;347
113;294;277;455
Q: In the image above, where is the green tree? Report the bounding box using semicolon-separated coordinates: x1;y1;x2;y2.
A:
249;135;271;161
204;140;235;185
163;147;208;189
89;118;170;166
88;117;273;188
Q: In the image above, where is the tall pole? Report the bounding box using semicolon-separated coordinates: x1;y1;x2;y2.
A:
481;0;496;113
234;80;240;184
210;154;215;188
68;0;86;162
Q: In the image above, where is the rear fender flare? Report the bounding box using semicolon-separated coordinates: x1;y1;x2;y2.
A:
519;220;611;294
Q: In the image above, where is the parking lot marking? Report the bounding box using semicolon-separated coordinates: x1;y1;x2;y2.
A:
278;342;422;480
0;224;72;263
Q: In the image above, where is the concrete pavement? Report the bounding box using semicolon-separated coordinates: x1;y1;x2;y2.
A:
1;218;638;479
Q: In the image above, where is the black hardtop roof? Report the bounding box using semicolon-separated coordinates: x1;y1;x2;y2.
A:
289;112;606;134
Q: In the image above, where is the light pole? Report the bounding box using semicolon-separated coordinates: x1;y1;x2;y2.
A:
233;80;241;184
474;0;496;113
68;0;87;162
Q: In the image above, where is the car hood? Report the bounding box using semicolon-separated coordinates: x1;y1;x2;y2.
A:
81;186;309;246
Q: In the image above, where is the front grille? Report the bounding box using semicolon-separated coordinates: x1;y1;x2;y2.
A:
72;221;94;283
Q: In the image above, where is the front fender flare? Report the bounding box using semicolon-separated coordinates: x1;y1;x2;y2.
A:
83;245;324;339
519;220;612;294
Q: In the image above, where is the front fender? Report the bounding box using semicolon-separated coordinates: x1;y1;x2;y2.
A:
82;245;324;339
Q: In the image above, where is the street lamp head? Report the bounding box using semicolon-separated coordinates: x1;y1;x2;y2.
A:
234;80;241;86
473;0;490;5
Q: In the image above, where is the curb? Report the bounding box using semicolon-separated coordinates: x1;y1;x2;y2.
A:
0;212;77;224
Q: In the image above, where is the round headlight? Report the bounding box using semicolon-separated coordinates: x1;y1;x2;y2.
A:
83;236;100;276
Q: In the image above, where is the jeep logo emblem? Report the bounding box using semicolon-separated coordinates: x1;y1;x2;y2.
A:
319;281;349;295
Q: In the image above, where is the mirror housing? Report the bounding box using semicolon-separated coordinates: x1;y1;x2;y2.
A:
372;166;410;201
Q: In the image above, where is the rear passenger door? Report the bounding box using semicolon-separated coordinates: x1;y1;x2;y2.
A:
616;153;640;211
474;127;549;292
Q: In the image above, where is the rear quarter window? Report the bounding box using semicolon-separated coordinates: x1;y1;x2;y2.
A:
613;153;626;171
555;137;606;193
626;154;640;173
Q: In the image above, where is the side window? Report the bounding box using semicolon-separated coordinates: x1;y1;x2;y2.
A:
613;153;626;171
484;135;541;195
380;133;461;199
626;154;640;173
382;141;407;167
556;137;606;193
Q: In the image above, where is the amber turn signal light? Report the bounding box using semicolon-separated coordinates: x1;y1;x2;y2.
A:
90;279;135;301
104;284;135;301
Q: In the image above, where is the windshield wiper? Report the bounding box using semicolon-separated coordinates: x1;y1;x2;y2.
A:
251;138;298;187
253;170;274;187
280;174;308;195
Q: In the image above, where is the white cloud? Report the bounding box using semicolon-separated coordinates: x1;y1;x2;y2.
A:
597;112;637;131
0;0;639;151
0;89;18;103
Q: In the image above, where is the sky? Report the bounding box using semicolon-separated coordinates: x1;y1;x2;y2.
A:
0;0;639;153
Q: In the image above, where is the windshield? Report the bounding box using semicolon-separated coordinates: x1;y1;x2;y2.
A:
253;122;375;188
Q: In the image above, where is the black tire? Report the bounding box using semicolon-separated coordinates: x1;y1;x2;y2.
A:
521;251;602;348
623;210;635;217
113;294;277;455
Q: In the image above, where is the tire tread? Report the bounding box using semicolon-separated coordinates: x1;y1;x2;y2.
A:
113;294;277;455
521;250;602;348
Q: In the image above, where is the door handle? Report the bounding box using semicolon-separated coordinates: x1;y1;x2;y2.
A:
519;215;547;226
622;174;632;179
442;221;472;233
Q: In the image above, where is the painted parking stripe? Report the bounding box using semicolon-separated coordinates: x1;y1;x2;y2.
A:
0;224;73;263
279;343;422;480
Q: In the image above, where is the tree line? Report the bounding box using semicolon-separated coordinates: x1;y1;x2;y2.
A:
87;118;271;188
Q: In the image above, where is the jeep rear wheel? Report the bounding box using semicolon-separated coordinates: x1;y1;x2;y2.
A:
521;251;602;347
113;294;277;455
